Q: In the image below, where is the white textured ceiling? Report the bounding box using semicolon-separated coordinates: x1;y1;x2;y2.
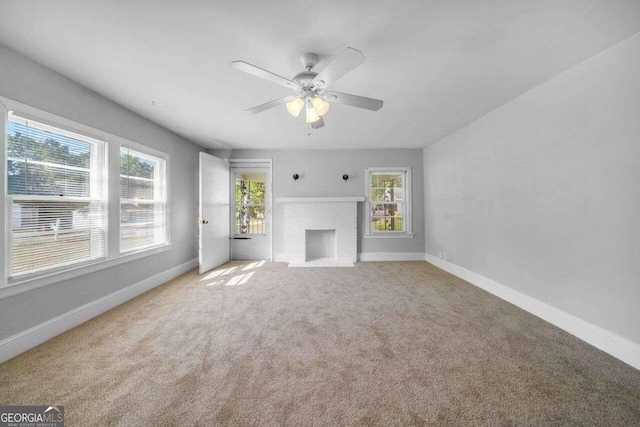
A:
1;0;639;149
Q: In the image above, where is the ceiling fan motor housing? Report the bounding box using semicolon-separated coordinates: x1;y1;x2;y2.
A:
299;52;319;70
292;71;318;89
294;52;321;97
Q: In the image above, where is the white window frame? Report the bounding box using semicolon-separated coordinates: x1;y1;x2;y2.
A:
365;167;413;238
119;144;169;253
0;97;171;298
6;112;107;278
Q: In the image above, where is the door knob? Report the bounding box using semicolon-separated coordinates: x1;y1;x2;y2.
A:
201;219;209;224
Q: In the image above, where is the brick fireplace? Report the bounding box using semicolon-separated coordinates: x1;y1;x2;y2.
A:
277;197;364;267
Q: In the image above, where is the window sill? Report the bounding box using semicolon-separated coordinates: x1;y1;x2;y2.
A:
0;243;172;300
364;233;415;239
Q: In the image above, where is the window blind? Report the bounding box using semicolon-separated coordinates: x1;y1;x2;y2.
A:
7;112;106;276
120;147;166;252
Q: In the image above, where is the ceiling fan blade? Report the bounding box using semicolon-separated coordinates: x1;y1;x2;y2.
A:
311;117;325;129
246;96;297;114
312;47;366;90
323;92;383;111
231;61;298;89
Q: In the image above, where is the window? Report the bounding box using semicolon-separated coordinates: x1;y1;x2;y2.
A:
120;147;167;252
2;100;171;286
6;112;106;276
365;167;412;236
234;172;266;235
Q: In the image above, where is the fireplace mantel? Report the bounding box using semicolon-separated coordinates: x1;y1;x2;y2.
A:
277;197;365;203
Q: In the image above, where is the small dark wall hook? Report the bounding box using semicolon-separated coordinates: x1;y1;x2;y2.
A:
342;174;349;181
293;173;300;181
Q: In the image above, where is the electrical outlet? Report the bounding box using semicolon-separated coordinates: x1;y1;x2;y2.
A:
443;253;447;261
438;251;442;258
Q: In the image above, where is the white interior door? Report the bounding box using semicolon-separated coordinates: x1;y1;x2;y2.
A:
199;152;230;274
230;165;272;260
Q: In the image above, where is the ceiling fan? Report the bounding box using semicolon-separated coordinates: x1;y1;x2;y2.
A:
230;47;383;129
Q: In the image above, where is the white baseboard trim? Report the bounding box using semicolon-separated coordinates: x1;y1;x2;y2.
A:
276;253;426;262
0;258;198;364
424;253;640;371
358;252;425;262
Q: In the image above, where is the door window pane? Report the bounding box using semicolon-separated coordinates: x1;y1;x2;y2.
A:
235;173;266;235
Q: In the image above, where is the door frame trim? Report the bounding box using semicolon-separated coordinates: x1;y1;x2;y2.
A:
228;159;273;261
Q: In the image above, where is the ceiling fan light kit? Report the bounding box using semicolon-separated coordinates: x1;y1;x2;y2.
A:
286;97;304;117
231;47;383;130
305;101;320;123
312;96;330;116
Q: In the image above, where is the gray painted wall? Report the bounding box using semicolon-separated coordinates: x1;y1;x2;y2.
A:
211;149;425;256
423;33;640;344
0;44;204;340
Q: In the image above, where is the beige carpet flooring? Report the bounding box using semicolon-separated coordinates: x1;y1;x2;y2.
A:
1;261;640;426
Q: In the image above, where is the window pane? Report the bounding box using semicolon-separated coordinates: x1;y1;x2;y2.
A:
236;173;265;205
8;159;91;197
120;202;165;252
370;173;404;202
235;173;266;235
7;117;94;197
7;113;105;277
120;149;158;200
11;200;105;276
370;203;405;232
120;147;166;253
235;205;266;235
120;176;154;200
7;119;92;167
